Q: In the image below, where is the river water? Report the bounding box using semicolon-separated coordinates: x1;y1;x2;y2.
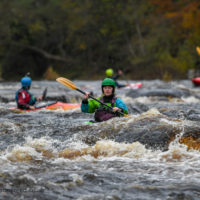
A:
0;80;200;200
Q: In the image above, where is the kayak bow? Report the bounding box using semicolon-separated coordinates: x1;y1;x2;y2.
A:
10;101;80;112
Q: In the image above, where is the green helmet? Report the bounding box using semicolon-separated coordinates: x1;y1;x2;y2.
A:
105;68;113;77
102;78;116;88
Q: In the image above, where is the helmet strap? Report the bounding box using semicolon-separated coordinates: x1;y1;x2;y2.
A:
22;86;30;90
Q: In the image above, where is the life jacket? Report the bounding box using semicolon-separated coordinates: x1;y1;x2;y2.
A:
16;88;36;109
94;97;118;122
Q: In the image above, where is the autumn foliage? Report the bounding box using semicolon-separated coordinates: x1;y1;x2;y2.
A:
0;0;200;80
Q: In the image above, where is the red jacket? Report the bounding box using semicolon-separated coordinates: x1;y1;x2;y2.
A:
16;88;37;109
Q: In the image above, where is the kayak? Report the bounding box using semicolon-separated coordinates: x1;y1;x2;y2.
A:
123;82;143;90
44;102;80;110
192;77;200;86
84;120;96;124
10;101;80;112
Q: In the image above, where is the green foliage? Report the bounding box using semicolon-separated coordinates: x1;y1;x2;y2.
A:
43;66;59;80
0;0;199;80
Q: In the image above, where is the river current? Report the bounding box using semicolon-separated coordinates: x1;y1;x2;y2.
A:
0;79;200;200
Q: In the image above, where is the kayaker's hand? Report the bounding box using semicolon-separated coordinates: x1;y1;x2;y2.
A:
37;96;43;101
29;106;35;110
83;92;90;100
113;107;122;113
82;92;89;104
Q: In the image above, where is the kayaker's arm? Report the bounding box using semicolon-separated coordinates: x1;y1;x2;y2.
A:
81;99;89;113
81;92;101;113
115;98;128;114
112;74;120;81
81;98;100;113
81;92;89;113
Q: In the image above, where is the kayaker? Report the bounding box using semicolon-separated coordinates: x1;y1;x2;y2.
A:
16;76;43;110
105;68;127;88
81;78;128;122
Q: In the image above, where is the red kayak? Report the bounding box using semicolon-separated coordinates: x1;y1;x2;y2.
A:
123;82;143;90
10;101;80;112
192;77;200;86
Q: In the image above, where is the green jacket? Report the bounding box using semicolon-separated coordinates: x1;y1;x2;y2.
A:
81;97;128;114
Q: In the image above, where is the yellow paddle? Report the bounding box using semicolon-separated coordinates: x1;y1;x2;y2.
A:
196;46;200;56
56;77;125;116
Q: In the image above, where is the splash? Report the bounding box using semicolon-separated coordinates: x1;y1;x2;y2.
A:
6;146;42;162
59;140;149;160
182;96;200;103
179;136;200;151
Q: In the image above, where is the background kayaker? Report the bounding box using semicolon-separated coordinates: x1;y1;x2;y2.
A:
16;76;43;110
81;78;128;122
105;68;127;88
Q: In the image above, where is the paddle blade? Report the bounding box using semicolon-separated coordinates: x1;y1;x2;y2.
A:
56;77;77;90
42;87;47;100
196;46;200;56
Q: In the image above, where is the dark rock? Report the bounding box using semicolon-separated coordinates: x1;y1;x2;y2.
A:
127;88;191;99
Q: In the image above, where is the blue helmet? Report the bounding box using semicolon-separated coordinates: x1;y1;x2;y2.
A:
21;77;32;87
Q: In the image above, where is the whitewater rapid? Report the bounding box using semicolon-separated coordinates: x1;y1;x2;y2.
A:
0;79;200;200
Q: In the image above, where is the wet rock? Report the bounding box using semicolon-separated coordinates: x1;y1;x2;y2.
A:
79;105;200;152
80;113;182;151
127;88;191;99
157;104;200;121
0;96;10;103
127;102;149;114
179;126;200;150
186;109;200;121
181;126;200;139
158;106;187;120
114;117;180;151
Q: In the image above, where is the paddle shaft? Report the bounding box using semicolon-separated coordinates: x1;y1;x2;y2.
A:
76;88;124;115
35;101;57;109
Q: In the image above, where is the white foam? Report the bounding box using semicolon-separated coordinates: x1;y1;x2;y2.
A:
182;96;200;103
